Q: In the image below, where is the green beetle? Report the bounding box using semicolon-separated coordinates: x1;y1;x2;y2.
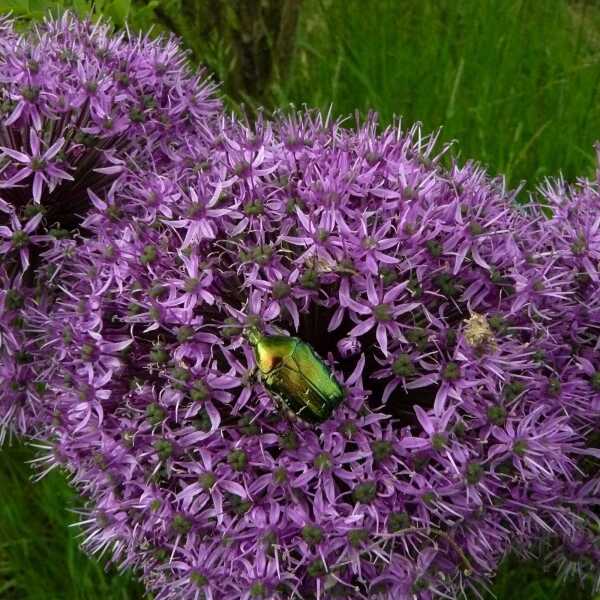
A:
243;326;345;424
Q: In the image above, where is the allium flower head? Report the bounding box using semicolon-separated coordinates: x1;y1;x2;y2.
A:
24;105;600;599
0;12;220;440
522;156;600;592
2;16;596;593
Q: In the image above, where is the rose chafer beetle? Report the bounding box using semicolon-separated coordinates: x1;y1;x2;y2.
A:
243;325;344;424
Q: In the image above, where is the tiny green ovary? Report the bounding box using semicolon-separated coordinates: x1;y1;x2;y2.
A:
249;331;344;423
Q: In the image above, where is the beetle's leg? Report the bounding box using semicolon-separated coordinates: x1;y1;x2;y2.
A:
270;391;292;420
294;405;312;426
248;365;259;383
285;409;298;422
280;397;299;423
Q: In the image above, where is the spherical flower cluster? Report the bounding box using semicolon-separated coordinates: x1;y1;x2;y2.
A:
0;12;220;440
25;101;600;600
523;162;600;592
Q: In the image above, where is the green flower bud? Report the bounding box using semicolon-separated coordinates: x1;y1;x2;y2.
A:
352;481;377;504
347;528;369;548
227;449;248;472
388;511;411;532
171;514;192;536
466;462;484;485
301;524;323;545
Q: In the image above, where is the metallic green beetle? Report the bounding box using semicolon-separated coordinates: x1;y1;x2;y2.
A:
243;326;345;424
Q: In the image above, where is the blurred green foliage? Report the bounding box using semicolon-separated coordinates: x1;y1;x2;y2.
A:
284;0;600;188
0;443;145;599
1;0;600;598
0;0;129;27
2;0;600;188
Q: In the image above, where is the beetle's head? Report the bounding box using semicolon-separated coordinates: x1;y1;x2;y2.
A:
242;325;262;347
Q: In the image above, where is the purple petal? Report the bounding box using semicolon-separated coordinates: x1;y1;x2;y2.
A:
0;146;30;163
348;318;375;338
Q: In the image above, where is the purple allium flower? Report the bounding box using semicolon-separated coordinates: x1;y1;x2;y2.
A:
0;12;220;440
517;160;600;593
23;102;600;600
0;16;594;594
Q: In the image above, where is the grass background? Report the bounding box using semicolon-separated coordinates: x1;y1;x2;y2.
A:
1;0;600;598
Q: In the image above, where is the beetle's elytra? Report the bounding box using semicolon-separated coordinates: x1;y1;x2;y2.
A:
243;326;344;424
